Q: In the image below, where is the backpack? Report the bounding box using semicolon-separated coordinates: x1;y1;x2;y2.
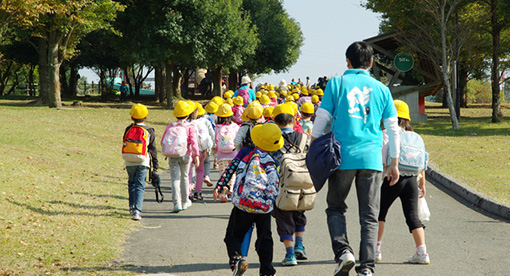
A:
390;130;428;172
217;123;237;154
232;149;280;214
240;122;257;149
194;119;211;151
161;122;189;157
122;124;149;162
234;106;245;125
237;87;250;106
275;135;316;211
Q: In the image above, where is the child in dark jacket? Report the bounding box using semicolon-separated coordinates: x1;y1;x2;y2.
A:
213;123;284;276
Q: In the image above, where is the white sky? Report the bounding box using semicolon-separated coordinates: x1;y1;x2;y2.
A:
79;0;382;86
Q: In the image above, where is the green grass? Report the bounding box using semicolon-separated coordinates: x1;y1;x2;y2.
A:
0;99;173;275
414;102;510;205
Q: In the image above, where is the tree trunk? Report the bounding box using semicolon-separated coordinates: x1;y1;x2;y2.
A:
459;66;468;108
229;72;238;91
440;2;459;129
490;0;503;122
69;65;78;97
47;30;62;108
28;65;35;96
100;67;107;100
181;69;191;98
172;68;183;99
124;67;133;97
38;37;49;104
165;62;174;109
155;66;165;103
212;67;222;97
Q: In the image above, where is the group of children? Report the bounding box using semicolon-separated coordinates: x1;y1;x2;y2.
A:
121;80;429;276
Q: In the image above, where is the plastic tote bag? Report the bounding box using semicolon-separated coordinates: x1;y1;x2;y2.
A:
418;196;430;221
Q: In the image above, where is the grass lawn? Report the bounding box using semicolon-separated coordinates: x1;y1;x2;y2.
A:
0;99;173;275
414;102;510;205
0;98;508;275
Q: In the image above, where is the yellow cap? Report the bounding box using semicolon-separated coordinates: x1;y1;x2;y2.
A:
273;103;295;118
300;102;315;114
244;105;263;120
233;96;244;106
227;98;234;107
286;95;294;102
223;90;234;99
255;91;262;98
263;106;274;118
311;95;319;103
250;123;284;152
292;93;300;100
215;103;234;117
260;94;270;105
309;89;316;95
280;90;287;97
289;102;298;115
301;88;309;96
205;101;219;114
268;91;276;98
173;100;194;117
130;103;148;119
394;99;411;121
197;103;206;116
212;96;224;106
187;100;198;112
315;88;324;96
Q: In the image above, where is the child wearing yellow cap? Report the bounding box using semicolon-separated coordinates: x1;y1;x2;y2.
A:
214;103;240;203
122;104;159;220
270;104;309;266
188;102;216;200
213;123;283;276
233;104;264;152
161;100;200;213
299;102;315;148
232;96;245;125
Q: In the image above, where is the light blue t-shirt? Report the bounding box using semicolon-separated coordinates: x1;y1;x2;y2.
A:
233;85;256;104
321;69;397;171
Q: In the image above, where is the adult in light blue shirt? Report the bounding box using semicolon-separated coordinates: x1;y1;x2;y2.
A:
311;41;400;276
233;76;256;105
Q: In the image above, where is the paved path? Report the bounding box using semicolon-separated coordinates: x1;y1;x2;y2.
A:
115;167;510;276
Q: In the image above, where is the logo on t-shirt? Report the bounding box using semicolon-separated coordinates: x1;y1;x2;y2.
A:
347;87;372;123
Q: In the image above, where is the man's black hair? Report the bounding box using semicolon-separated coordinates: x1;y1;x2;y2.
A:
346;41;373;69
274;113;294;126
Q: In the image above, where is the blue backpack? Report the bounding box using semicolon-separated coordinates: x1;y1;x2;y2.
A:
390;131;428;172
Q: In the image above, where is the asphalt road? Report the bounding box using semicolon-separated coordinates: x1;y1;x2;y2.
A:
114;168;510;276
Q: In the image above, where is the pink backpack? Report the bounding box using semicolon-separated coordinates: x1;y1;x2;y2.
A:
161;122;189;157
234;106;245;125
236;88;250;106
217;123;237;153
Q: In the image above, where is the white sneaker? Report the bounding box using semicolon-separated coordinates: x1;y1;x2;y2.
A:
132;210;141;220
183;201;192;210
334;250;355;276
408;252;430;264
375;249;382;262
357;268;373;276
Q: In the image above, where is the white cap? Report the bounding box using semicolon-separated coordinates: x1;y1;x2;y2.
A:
279;79;287;86
241;76;251;85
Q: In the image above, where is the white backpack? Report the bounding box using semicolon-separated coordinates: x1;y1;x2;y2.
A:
161;122;189;157
217;123;237;153
194;119;212;151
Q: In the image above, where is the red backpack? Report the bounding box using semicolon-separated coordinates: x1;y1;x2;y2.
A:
122;125;149;162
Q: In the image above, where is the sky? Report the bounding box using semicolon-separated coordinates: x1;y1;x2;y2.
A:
261;0;382;86
79;0;382;87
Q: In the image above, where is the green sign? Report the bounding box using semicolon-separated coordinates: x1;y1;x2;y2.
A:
394;53;414;72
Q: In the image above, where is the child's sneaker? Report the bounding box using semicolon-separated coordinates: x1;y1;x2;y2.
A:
375;249;382;262
282;254;297;266
232;258;248;276
171;207;182;213
220;187;229;203
193;192;203;200
132;210;141;221
213;160;218;168
294;243;308;260
204;176;213;187
334;250;355;276
408;252;430;264
357;268;373;276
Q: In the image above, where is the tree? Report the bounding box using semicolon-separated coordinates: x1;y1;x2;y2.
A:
364;0;472;129
25;0;123;107
240;0;303;76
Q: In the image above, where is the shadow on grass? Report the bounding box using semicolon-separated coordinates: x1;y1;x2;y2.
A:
6;198;128;218
74;191;128;200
